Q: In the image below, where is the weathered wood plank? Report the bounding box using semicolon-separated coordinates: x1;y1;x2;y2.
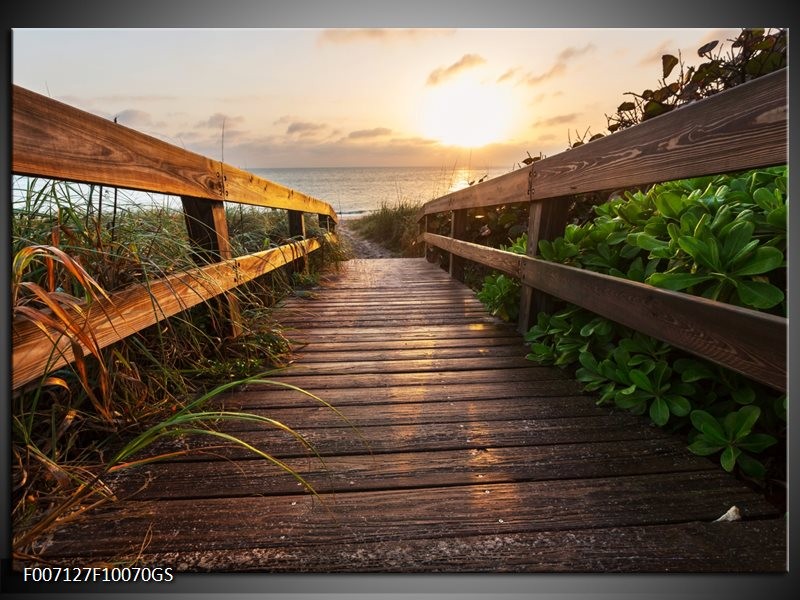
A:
287;343;526;364
110;438;717;499
214;396;607;430
222;381;590;410
182;195;242;338
40;471;780;558
423;233;786;391
130;519;786;572
518;197;571;331
274;355;539;377
12;85;337;219
12;236;330;389
143;414;675;461
245;366;576;392
420;69;786;216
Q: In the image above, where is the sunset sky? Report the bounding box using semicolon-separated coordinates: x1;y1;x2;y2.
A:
13;28;740;169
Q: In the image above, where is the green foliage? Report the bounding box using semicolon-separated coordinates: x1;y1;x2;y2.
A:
607;28;787;133
539;168;787;315
477;273;520;322
525;167;786;482
350;200;424;257
475;233;528;322
688;406;777;478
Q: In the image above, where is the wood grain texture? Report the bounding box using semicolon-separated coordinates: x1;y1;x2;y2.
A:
12;85;337;219
181;196;242;338
31;258;784;572
423;234;786;391
12;235;333;389
129;520;786;572
419;69;786;216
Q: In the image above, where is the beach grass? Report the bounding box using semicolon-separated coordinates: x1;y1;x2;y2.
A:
348;200;424;257
10;177;348;559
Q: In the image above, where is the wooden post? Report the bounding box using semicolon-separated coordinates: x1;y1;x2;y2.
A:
517;198;570;333
181;196;242;338
287;209;308;274
449;209;468;281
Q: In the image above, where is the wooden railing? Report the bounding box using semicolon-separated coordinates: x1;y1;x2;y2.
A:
419;69;787;392
11;85;338;390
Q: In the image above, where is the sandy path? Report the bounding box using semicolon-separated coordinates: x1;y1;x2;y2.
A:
335;218;398;259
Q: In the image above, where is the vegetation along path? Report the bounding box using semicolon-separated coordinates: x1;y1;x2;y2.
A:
36;258;785;571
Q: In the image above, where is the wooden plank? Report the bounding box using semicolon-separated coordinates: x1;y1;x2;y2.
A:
274;356;539;377
423;233;787;391
39;471;780;558
449;209;468;281
222;381;590;410
285;336;523;355
214;396;607;430
11;236;330;389
518;198;571;332
128;519;786;572
419;69;786;216
246;366;576;392
287;343;526;364
287;209;308;273
181;196;241;338
142;414;675;461
109;438;717;499
12;85;337;219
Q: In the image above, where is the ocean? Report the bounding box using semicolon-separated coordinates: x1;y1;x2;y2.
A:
12;166;513;218
252;166;512;217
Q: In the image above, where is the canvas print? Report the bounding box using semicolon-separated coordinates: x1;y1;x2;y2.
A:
10;27;787;574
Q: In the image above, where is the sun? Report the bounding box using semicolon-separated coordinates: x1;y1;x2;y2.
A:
419;77;513;148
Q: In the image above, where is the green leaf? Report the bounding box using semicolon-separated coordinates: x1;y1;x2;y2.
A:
662;54;680;78
690;410;727;445
688;438;724;456
737;433;777;453
697;40;719;56
731;405;760;439
720;446;741;472
736;280;784;309
628;369;653;392
654;191;684;219
732;246;784;276
736;452;766;479
649;397;670;426
665;395;691;417
647;272;713;291
767;205;787;229
677;236;716;270
752;186;779;209
731;386;755;405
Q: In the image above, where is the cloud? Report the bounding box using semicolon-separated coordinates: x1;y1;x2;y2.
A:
347;127;392;139
197;113;245;129
533;113;580;127
497;68;519;83
427;54;486;86
522;43;596;86
317;28;455;45
286;121;328;137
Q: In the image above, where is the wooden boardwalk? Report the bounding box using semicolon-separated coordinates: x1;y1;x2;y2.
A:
38;258;785;572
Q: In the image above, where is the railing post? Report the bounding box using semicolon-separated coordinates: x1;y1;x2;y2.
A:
288;209;308;274
181;196;242;338
517;197;570;333
449;209;468;281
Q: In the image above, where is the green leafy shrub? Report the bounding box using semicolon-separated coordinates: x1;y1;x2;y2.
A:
524;167;787;482
475;234;527;322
